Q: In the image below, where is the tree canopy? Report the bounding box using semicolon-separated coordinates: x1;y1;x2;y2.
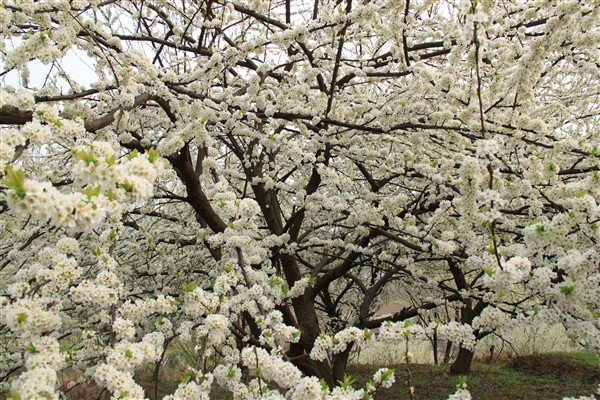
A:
1;0;599;399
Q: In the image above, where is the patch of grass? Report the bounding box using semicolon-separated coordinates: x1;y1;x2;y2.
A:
541;351;600;367
350;352;599;400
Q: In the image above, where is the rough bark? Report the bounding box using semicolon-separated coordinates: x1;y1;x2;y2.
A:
332;345;353;384
450;346;474;374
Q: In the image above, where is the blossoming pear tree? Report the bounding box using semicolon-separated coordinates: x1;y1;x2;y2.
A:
1;0;599;399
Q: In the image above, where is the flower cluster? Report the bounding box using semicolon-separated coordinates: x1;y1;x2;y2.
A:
311;327;374;362
4;142;161;232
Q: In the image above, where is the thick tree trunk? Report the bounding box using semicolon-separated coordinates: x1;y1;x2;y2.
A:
450;346;474;374
277;253;335;384
447;260;486;374
331;345;353;384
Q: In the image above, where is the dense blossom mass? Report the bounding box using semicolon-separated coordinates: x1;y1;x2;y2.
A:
0;0;599;399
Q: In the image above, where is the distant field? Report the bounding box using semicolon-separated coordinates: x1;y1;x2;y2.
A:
355;323;584;365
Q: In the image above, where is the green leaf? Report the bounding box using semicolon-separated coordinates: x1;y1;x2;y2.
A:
17;313;27;323
106;189;118;201
337;373;356;389
182;368;196;384
381;368;394;381
227;366;236;379
320;378;329;391
2;166;27;200
72;149;98;165
182;282;196;292
147;148;159;163
363;328;374;340
268;277;280;287
125;349;132;358
127;149;139;160
25;343;37;354
457;375;468;389
106;154;116;166
119;182;134;192
560;286;575;296
82;185;101;199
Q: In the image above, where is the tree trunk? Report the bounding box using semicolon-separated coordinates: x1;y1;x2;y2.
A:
331;345;353;385
432;330;439;365
450;346;474;374
443;341;453;364
447;260;487;374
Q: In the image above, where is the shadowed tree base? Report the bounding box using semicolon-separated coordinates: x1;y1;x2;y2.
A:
450;347;474;374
